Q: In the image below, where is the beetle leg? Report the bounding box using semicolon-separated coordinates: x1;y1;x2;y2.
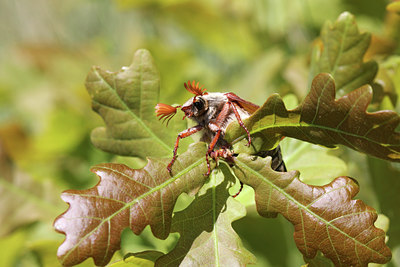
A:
168;125;203;174
204;102;232;175
232;181;243;198
229;101;252;146
205;129;222;176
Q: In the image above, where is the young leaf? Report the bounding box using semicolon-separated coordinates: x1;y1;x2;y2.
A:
226;73;400;162
85;49;185;159
310;12;378;96
54;143;212;266
233;154;392;266
156;166;256;267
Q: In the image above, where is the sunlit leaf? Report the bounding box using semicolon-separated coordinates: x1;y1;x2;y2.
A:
54;143;212;266
86;49;187;159
281;139;347;186
233;154;392;266
310;12;378;97
156;166;256;266
226;73;400;163
110;251;164;267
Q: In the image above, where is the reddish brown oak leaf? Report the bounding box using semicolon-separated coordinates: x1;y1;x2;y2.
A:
54;143;211;266
233;154;392;267
226;73;400;162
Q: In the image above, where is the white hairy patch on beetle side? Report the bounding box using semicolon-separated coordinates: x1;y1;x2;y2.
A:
181;92;250;145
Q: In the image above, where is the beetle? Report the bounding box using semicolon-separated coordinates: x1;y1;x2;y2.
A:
155;81;286;196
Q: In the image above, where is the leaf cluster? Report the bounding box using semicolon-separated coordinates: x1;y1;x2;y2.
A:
53;12;400;267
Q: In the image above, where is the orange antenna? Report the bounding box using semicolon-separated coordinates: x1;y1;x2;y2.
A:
184;80;208;96
155;103;180;126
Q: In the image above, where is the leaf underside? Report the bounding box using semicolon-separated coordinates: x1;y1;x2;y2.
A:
156;166;256;267
226;73;400;162
54;143;211;266
233;154;392;267
85;49;186;159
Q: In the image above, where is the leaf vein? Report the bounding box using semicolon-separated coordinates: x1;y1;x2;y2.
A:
235;160;389;259
92;68;171;152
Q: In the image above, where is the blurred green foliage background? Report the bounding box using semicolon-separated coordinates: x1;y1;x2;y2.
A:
0;0;399;266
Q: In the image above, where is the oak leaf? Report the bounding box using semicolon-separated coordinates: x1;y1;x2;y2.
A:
85;49;187;159
233;154;392;266
54;143;211;266
226;73;400;162
156;166;256;266
310;12;378;96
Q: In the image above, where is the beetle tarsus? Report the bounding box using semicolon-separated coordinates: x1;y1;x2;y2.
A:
204;153;211;176
167;162;173;175
232;181;244;198
245;137;252;147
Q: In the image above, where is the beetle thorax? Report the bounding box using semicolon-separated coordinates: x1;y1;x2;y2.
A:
182;93;227;126
180;92;251;145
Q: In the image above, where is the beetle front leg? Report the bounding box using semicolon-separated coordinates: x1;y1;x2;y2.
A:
168;125;203;174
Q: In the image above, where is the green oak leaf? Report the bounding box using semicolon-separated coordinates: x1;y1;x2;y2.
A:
156;165;256;267
226;73;400;163
54;143;213;266
281;139;347;186
85;49;186;159
310;12;378;97
109;251;164;267
233;154;392;266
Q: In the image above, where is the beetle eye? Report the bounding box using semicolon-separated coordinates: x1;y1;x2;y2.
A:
193;99;204;110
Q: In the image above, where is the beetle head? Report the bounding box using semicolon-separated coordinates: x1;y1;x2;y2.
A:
181;95;208;119
155;80;209;124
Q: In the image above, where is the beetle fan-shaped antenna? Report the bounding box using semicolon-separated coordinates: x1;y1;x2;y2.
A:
155;103;180;126
184;80;208;96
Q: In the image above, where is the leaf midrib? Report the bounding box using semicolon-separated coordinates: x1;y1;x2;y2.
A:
212;180;220;266
235;159;389;260
61;157;205;264
93;68;172;153
232;121;399;149
329;16;349;77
